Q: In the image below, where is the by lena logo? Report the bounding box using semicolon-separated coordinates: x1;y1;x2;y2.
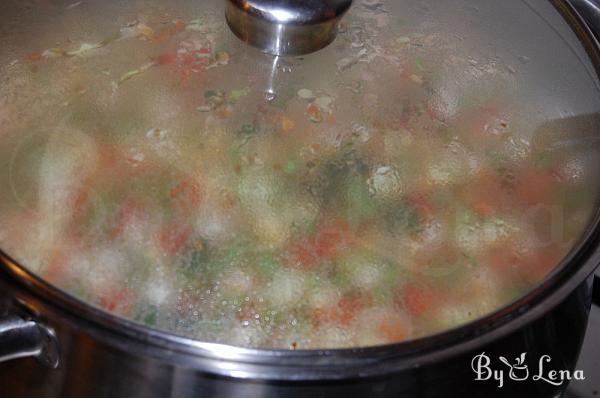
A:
471;352;585;388
499;352;529;381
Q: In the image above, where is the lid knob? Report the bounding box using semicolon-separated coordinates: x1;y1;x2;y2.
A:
225;0;353;56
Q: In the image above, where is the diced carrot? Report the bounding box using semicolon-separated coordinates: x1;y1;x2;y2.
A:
314;228;344;260
173;20;186;33
25;52;43;63
313;296;364;326
516;169;557;205
167;20;185;38
91;144;131;181
472;201;495;217
481;243;562;283
378;315;408;342
403;285;435;316
311;297;364;326
408;194;434;220
463;170;510;214
281;116;295;132
179;66;193;87
156;52;177;65
169;179;203;212
174;48;212;86
480;243;521;272
217;106;233;119
137;23;157;41
286;242;318;270
285;219;350;269
310;308;331;328
400;68;414;82
44;249;68;283
180;53;195;66
152;20;186;43
72;188;91;218
159;224;191;255
99;288;129;312
335;296;363;325
310;296;369;328
107;197;145;240
306;103;322;121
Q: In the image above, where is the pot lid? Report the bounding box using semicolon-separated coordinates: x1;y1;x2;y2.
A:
0;0;599;350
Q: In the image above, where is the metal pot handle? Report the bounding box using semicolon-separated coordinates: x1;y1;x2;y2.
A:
569;0;600;40
593;274;600;306
0;314;59;368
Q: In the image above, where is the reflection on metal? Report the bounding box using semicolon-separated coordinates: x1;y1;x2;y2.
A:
265;55;280;102
225;0;353;56
570;0;600;41
593;274;600;305
0;313;59;368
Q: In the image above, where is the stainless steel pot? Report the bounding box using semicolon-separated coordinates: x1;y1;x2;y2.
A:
1;0;600;397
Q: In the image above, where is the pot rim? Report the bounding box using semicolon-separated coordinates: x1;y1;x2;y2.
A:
1;0;600;381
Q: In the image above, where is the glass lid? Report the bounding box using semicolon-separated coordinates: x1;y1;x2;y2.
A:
0;0;599;349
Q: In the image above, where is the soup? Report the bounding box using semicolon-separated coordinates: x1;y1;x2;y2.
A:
0;0;597;349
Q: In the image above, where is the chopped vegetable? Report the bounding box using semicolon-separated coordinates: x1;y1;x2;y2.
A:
298;89;316;100
118;62;156;84
281;116;295;131
65;42;105;57
186;19;204;32
306;103;322;123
